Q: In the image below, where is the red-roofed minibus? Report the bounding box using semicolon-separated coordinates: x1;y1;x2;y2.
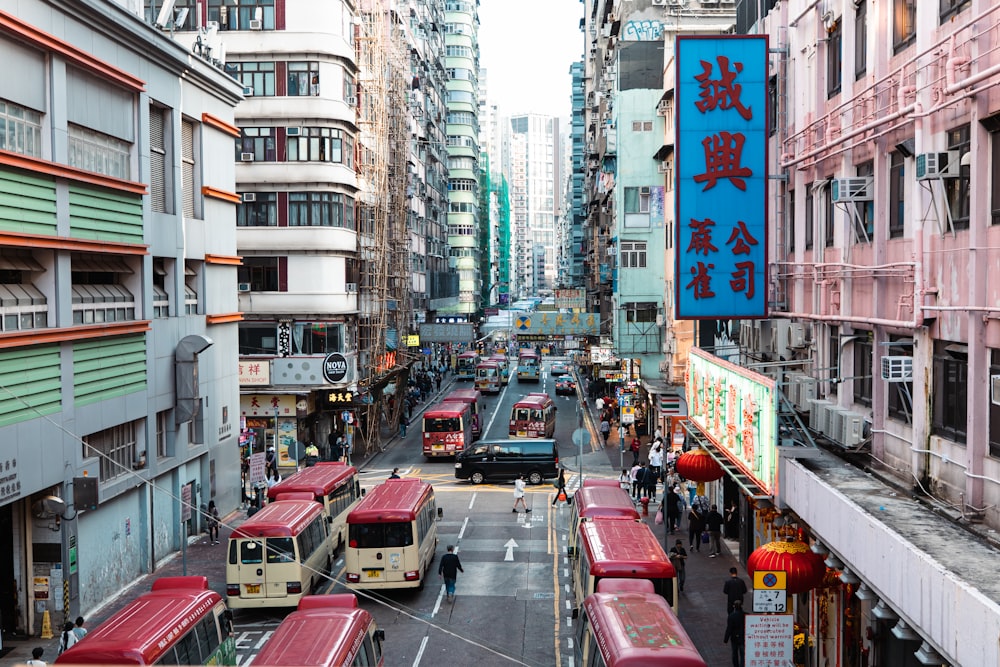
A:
344;479;438;589
252;594;385;667
566;484;641;562
442;388;483;439
421;401;473;458
474;360;501;393
488;353;510;385
575;579;707;667
266;461;361;552
54;576;235;665
455;350;479;379
509;392;557;438
572;518;677;617
226;499;332;609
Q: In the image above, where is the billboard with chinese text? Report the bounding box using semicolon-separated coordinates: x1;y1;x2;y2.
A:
686;348;777;493
675;35;768;319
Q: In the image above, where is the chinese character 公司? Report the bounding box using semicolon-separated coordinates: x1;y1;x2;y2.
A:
687;218;719;256
693;55;752;120
730;260;756;299
686;262;716;299
694;132;753;192
726;220;759;255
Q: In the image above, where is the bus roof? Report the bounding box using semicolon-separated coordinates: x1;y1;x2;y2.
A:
458;350;479;358
488;354;507;361
579;519;676;578
267;462;358;501
55;577;222;665
583;590;705;667
347;479;433;524
513;394;553;408
253;596;375;667
476;361;499;369
424;401;470;418
581;479;625;489
444;388;481;402
517;349;540;359
574;486;641;520
230;500;324;539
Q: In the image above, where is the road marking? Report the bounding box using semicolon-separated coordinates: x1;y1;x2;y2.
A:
504;538;518;561
413;635;430;666
458;516;469;539
432;585;445;617
468;492;477;510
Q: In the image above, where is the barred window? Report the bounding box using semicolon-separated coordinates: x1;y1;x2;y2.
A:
0;99;42;158
84;420;138;482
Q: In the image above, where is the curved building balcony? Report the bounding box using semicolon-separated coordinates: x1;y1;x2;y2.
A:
238;290;357;316
224;31;355;63
237;225;358;253
236;96;357;130
236;161;358;191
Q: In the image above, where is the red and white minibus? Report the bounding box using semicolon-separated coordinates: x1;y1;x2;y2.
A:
267;462;361;552
509;392;557;438
455;350;479;379
567;484;641;561
443;388;482;439
474;360;501;393
422;401;473;458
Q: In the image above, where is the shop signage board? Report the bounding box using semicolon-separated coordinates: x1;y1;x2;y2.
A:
686;347;777;493
239;360;270;385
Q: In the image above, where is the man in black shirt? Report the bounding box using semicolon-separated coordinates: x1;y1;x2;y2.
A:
438;544;464;602
706;504;725;556
723;599;746;667
723;567;748;612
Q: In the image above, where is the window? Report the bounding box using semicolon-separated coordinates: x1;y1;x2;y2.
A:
940;0;971;22
237;193;277;227
624;187;651;214
631;121;653;132
991;120;1000;226
854;161;874;243
932;341;967;443
84;420;138;482
624;303;657;322
989;350;1000;458
853;336;872;407
290;322;344;355
237;127;276;162
0;99;42;158
152;258;170;318
149;105;169;213
207;0;276;30
824;181;834;247
68;124;130;179
620;241;647;268
288;62;319;97
855;2;867;80
892;0;915;52
768;76;778;136
289;192;354;228
945;124;970;231
181;119;198;219
827;19;842;97
287;128;354;167
886;337;913;424
235;62;276;97
0;251;47;332
889;150;906;238
787;189;795;253
71;254;136;324
238;257;281;292
156;409;170;458
239;322;278;355
184;261;201;315
805;187;814;249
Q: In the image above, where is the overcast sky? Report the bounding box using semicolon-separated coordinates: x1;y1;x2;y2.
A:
477;0;584;121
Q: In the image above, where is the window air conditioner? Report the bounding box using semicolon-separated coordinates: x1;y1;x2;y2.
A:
656;99;671;116
242;86;254;96
831;177;873;202
658;161;671;174
880;356;913;382
639;186;651;195
345;282;358;293
652;0;667;5
238;283;252;292
915;151;960;180
240;152;255;161
248;19;262;30
286;127;302;136
241;193;256;202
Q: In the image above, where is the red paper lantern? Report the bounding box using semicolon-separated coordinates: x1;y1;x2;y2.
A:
674;448;724;482
747;539;828;595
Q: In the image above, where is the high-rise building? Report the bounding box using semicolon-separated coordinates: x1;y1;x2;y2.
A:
569;61;587;288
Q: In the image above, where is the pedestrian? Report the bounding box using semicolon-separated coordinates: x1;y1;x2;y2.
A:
648;440;663;481
304;441;319;466
665;486;683;533
686;479;698;506
266;469;281;489
206;500;220;544
264;445;277;478
618;468;630;491
58;621;78;656
328;431;340;461
724;599;747;667
706;504;725;557
687;504;705;552
723;567;749;612
668;540;687;592
399;412;407;437
388;467;401;479
552;468;570;506
725;501;740;539
438;544;464;602
512;474;531;513
26;647;46;665
643;462;658;502
630;463;643;500
72;616;88;640
599;418;611;445
629;436;641;465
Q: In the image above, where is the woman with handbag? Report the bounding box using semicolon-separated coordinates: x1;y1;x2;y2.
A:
551;468;570;506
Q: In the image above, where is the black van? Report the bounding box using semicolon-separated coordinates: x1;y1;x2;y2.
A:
454;438;559;485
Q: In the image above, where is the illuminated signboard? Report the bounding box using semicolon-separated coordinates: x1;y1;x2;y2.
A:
686;347;776;493
675;35;768;319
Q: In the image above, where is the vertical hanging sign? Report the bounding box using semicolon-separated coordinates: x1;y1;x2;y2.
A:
675;35;769;319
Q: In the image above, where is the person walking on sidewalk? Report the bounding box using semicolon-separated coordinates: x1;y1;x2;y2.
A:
723;567;748;612
599;418;611;445
629;436;642;466
398;412;407;438
668;540;687;592
665;486;683;533
706;504;725;557
724;599;747;667
687;504;705;552
438;545;464;602
206;500;220;544
551;468;570;506
512;475;531;513
26;647;46;666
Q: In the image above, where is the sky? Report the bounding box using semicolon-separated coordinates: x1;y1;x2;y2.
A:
477;0;584;121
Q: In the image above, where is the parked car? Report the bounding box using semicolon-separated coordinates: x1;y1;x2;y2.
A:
555;377;576;395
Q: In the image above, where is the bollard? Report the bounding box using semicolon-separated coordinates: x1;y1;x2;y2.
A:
640;496;650;518
40;609;53;639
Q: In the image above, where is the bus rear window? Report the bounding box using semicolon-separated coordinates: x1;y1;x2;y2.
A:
424;417;460;432
240;540;263;564
350;522;414;548
266;537;296;563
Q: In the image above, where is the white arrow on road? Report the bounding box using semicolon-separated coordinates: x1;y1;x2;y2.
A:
504;538;519;561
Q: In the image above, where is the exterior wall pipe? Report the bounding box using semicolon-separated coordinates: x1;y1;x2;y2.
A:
781;103;915;169
768;311;917;329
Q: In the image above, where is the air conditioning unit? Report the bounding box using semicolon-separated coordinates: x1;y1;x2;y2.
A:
242;86;254;96
658;161;672;175
346;96;357;106
238;283;251;292
831;177;873;202
286;127;302;137
808;398;832;433
241;193;256;203
639;186;651;195
240;152;254;162
345;282;358;293
651;0;667;4
668;0;685;5
787;322;806;348
827;406;848;443
656;99;671;115
796;375;816;412
840;411;866;447
248;19;262;30
880;356;913;382
783;372;803;408
916;151;960;180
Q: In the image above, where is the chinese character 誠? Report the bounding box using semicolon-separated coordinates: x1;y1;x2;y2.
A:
694;56;752;120
694;132;753;191
687;218;719;256
686;262;716;300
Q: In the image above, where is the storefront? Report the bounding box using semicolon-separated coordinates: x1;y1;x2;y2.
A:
240;394;305;472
